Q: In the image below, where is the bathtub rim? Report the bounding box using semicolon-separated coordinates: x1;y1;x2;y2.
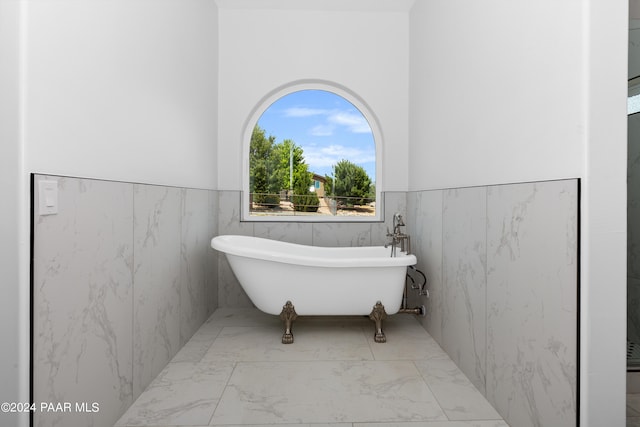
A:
211;234;417;268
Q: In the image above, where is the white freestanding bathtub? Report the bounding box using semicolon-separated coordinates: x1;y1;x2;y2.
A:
211;235;418;343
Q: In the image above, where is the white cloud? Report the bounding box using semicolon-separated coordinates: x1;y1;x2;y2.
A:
302;144;375;169
283;107;329;118
282;107;372;135
328;112;372;134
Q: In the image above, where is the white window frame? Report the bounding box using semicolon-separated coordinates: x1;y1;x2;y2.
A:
241;80;384;222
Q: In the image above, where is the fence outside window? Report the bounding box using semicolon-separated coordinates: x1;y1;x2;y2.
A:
249;193;375;217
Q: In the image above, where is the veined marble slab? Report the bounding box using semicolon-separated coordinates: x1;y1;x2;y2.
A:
485;180;577;427
33;175;218;427
441;186;487;394
405;179;578;427
133;184;182;396
406;189;444;344
33;176;134;427
211;360;448;424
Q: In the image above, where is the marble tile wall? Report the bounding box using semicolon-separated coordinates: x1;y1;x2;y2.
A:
33;177;577;427
631;277;640;346
485;180;577;427
441;187;487;393
406;188;443;344
406;179;578;427
32;175;218;427
33;176;134;427
215;190;407;308
132;184;182;397
629;114;640;344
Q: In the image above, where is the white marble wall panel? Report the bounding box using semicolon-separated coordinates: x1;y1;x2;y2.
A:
254;221;313;245
133;184;183;396
485;180;578;427
441;187;488;393
217;190;254;236
207;190;219;313
218;253;254;308
33;176;134;427
629;115;640;278
629;114;640;342
180;188;215;345
407;189;444;344
216;190;254;308
404;179;578;427
312;222;372;247
630;277;640;345
33;176;219;427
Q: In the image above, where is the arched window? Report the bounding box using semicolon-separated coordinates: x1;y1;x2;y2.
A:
242;83;383;222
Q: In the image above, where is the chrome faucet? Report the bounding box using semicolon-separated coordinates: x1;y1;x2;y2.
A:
385;213;411;257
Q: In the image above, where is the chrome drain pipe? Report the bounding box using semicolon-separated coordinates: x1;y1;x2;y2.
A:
398;265;428;317
397;306;425;316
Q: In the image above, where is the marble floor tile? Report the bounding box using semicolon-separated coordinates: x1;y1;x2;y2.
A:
202;323;375;362
171;322;222;363
367;314;448;360
213;424;352;427
115;360;235;426
414;355;502;421
205;307;282;327
297;314;372;327
354;422;509;427
118;308;506;427
629;393;640;417
210;360;447;425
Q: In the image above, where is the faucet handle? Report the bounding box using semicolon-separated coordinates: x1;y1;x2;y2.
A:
393;212;405;228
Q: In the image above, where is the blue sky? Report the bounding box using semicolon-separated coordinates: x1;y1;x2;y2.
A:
256;90;376;182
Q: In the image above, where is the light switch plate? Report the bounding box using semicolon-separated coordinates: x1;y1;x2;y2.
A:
38;180;58;215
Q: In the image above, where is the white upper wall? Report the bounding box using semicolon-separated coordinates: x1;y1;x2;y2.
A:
0;2;28;425
215;0;414;12
216;1;410;191
409;1;628;425
408;0;584;191
25;0;219;190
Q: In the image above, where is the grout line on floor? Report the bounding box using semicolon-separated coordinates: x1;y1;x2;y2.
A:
207;360;238;426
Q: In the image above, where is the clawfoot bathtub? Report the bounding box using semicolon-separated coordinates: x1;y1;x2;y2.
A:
211;235;417;343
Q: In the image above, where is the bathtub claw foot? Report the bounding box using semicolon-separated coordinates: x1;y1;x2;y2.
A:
280;300;297;344
369;301;387;343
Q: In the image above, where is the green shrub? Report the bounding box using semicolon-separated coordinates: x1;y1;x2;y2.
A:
292;193;319;212
252;193;280;208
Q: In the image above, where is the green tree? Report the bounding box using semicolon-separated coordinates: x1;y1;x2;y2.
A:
333;159;373;207
271;140;318;212
368;182;376;200
249;125;278;206
271;139;308;193
324;174;334;196
249;125;319;211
